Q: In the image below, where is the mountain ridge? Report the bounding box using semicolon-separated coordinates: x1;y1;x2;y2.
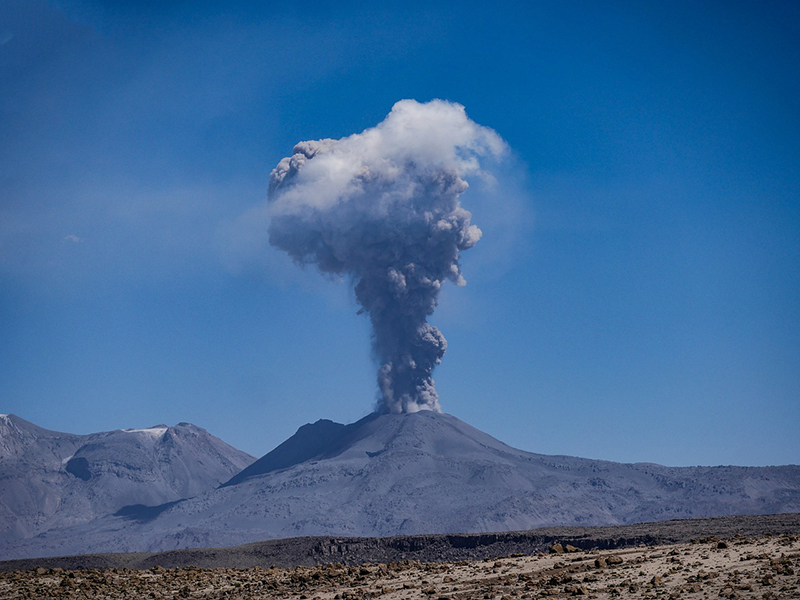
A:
2;410;797;560
223;415;379;487
0;414;255;547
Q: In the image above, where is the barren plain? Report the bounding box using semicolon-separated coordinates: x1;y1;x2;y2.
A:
0;514;798;599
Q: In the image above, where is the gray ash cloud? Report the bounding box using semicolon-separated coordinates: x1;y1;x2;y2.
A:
267;99;505;413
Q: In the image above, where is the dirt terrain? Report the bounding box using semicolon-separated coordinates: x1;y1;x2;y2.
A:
0;514;798;599
2;513;799;572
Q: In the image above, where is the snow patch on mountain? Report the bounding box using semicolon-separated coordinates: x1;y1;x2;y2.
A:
121;426;169;438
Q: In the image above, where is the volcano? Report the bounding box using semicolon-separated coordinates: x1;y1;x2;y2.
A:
1;410;799;560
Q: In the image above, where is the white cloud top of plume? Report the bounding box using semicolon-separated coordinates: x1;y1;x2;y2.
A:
269;99;505;216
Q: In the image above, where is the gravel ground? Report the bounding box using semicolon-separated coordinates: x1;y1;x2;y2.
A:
2;513;799;572
0;531;797;599
0;514;798;599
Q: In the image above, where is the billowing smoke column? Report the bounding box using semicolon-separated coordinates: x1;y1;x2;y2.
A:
267;99;505;414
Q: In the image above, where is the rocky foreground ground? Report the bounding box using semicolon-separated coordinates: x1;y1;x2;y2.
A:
1;530;798;599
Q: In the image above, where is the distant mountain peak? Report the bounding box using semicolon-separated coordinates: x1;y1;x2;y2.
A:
2;410;799;560
0;414;255;554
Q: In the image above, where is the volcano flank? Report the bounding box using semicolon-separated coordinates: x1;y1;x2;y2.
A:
3;411;799;560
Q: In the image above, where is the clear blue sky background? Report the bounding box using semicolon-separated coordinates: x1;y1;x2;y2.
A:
1;0;798;466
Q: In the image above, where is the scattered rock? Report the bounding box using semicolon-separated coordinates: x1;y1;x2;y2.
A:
0;529;797;600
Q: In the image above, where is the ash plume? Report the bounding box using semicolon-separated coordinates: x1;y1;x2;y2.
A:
267;99;506;414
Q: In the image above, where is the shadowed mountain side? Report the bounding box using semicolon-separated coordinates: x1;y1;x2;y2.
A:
2;410;798;561
222;414;379;487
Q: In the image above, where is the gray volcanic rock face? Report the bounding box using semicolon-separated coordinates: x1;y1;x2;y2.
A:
0;414;254;546
3;410;798;560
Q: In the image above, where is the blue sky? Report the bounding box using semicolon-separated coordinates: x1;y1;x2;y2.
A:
1;0;798;466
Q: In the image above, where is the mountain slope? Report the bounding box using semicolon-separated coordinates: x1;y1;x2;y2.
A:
0;414;254;543
222;416;371;487
3;410;798;560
